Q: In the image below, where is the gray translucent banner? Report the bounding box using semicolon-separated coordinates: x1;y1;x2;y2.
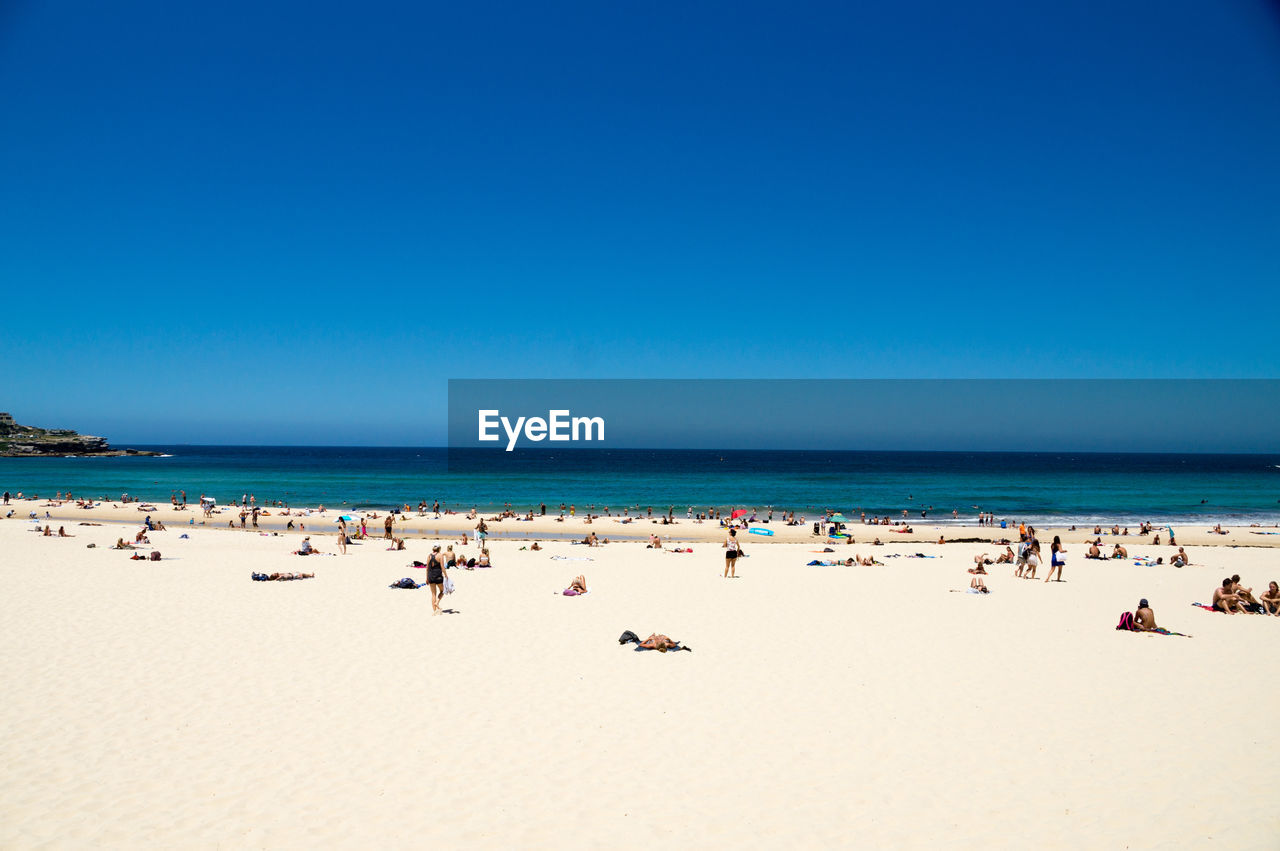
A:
447;378;1279;459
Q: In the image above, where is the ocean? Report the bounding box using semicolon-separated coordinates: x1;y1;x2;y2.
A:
2;447;1279;526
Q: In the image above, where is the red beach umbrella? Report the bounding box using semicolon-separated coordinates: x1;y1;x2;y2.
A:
730;509;748;520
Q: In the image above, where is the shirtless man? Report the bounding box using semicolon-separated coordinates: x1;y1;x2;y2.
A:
1086;542;1103;559
638;633;682;651
1171;547;1190;567
1112;543;1128;559
1230;575;1259;610
1212;578;1246;614
1133;599;1159;631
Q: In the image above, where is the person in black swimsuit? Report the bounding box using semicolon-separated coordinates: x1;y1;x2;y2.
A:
427;545;449;615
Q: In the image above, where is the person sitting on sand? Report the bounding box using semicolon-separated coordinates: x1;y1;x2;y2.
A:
1230;575;1259;609
1133;598;1159;631
57;526;72;537
1260;581;1280;616
530;542;542;551
1112;543;1128;559
390;537;406;551
297;536;319;555
1212;524;1226;535
1171;547;1190;567
1212;578;1247;614
1085;543;1103;559
114;538;134;550
995;546;1015;564
476;549;491;567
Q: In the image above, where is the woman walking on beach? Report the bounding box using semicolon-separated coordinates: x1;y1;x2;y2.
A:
426;544;450;615
724;528;740;578
1046;535;1066;582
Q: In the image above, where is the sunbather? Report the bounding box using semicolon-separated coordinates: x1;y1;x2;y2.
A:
639;633;682;651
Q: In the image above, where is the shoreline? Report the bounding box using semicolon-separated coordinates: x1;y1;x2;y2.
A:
9;495;1280;549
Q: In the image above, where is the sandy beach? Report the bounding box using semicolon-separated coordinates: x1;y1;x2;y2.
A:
2;502;1278;848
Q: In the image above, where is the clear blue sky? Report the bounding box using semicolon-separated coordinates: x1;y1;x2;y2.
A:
2;1;1277;444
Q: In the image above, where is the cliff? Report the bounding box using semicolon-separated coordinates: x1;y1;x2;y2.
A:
0;412;161;457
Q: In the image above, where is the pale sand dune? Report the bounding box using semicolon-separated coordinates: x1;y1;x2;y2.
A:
2;517;1278;848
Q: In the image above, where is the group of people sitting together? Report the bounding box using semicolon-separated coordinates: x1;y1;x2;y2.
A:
1212;576;1280;615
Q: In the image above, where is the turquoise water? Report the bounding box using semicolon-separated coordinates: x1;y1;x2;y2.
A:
3;447;1279;525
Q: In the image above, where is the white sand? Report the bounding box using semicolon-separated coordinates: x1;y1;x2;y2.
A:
2;514;1278;848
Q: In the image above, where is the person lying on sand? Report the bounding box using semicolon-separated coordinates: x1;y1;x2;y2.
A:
1260;581;1280;616
618;630;692;652
253;572;315;581
969;576;989;593
563;574;589;595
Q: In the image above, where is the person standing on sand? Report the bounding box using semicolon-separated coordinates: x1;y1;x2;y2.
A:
724;528;740;578
337;518;348;555
384;514;394;540
426;545;450;615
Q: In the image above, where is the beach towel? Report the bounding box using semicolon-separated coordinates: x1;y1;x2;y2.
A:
551;555;593;561
1192;603;1219;612
562;586;590;596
